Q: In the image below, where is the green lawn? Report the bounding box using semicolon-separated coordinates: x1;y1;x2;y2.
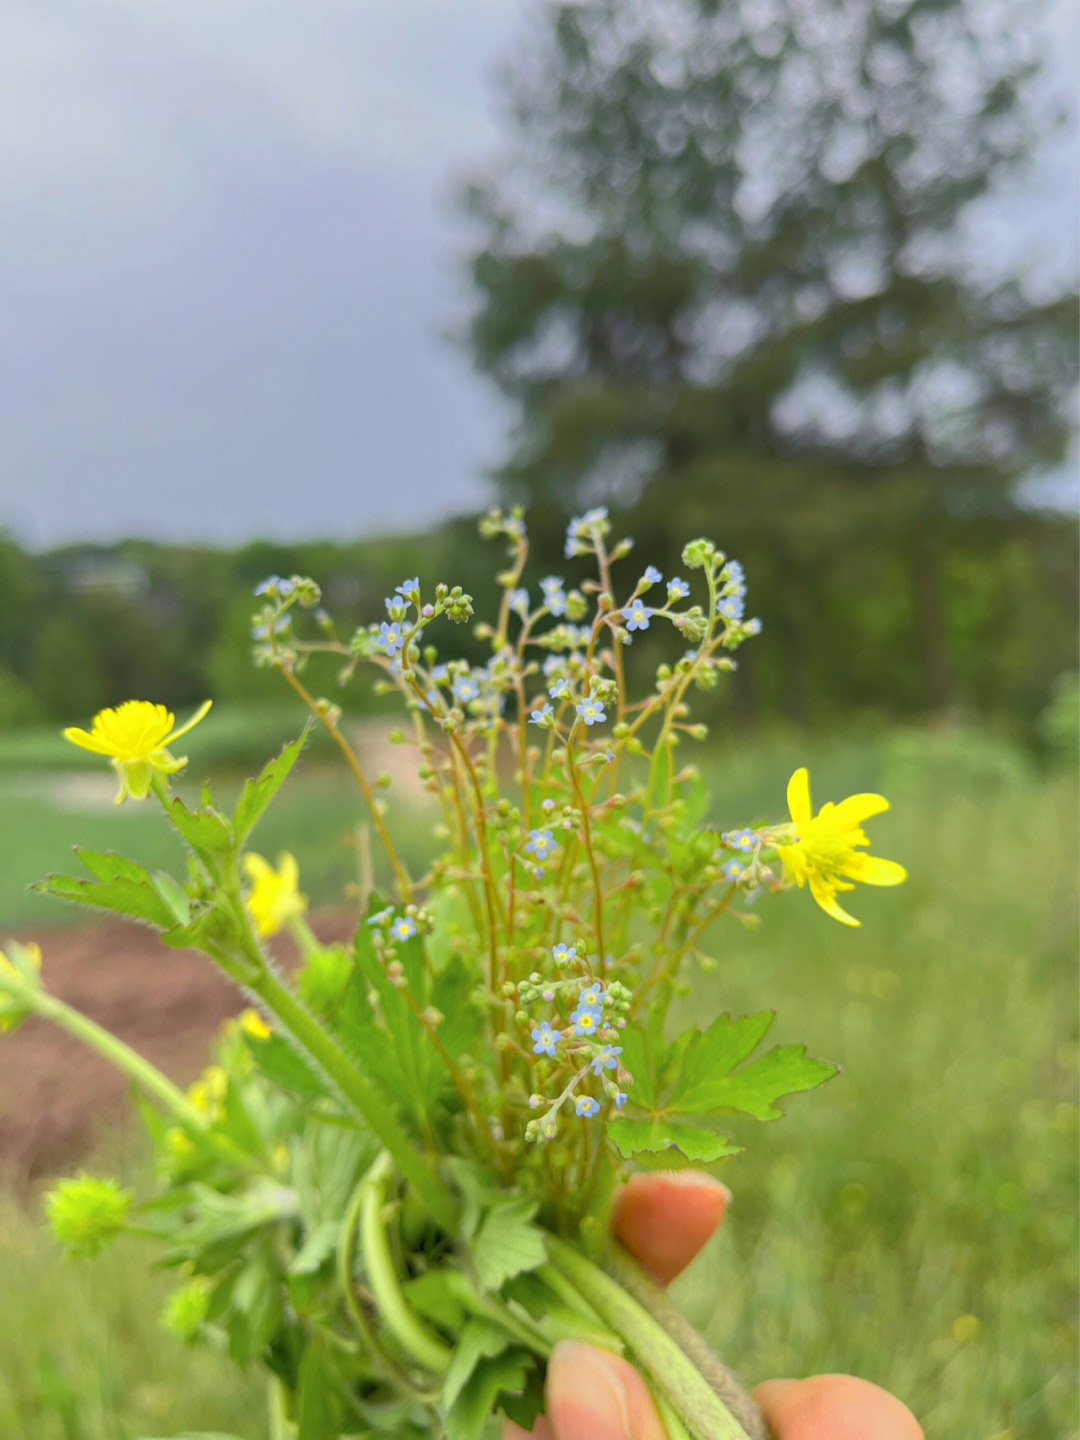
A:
1;722;1075;1439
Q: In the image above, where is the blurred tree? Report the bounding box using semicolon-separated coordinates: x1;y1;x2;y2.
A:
462;0;1078;711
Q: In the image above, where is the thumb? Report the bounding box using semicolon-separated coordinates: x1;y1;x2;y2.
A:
542;1340;669;1440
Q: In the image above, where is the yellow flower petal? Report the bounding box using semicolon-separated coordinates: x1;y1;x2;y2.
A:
844;855;907;886
808;873;860;926
786;767;813;829
833;792;890;825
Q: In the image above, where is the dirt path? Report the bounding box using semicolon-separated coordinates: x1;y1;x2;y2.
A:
0;916;349;1184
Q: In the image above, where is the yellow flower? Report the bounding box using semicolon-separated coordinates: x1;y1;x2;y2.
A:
242;852;306;937
0;941;43;1031
63;699;212;803
776;767;906;926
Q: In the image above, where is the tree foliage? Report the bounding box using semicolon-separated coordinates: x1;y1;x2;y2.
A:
463;0;1076;512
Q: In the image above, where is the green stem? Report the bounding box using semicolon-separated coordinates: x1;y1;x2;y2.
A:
543;1234;771;1440
25;989;215;1136
358;1154;453;1374
246;966;458;1233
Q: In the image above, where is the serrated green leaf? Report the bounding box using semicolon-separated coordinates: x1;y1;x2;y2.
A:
443;1349;531;1440
470;1195;548;1291
233;733;307;843
403;1269;469;1334
441;1318;510;1413
35;869;176;929
608;1118;742;1165
669;1012;775;1112
296;1343;337;1440
246;1033;332;1103
700;1044;838;1121
166;798;233;856
73;848;155;884
289;1219;338;1277
151;870;191;925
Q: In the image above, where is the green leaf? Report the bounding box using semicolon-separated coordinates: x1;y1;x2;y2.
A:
246;1032;333;1103
669;1012;775;1112
608;1118;741;1165
443;1349;531;1440
441;1318;510;1413
35;854;176;929
233;732;308;843
698;1043;838;1121
296;1344;338;1440
166;797;233;856
138;1433;248;1439
470;1195;548;1292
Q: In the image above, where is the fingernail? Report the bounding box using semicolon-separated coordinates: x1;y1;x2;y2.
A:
548;1341;632;1440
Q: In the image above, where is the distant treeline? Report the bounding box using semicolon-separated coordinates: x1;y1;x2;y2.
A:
1;507;1076;748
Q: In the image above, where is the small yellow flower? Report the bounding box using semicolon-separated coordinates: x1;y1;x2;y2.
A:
63;699;212;803
0;941;43;1031
237;1007;271;1040
776;767;906;926
242;852;306;937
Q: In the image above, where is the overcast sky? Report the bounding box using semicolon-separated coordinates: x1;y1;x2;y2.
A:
2;0;1076;551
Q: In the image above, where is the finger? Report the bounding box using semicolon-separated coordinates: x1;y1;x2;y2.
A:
544;1340;669;1440
611;1171;731;1285
753;1375;925;1440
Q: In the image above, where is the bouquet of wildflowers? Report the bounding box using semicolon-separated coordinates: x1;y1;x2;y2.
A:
1;508;904;1440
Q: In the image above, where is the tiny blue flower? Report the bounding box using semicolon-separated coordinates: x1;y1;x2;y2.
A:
622;599;652;632
722;860;743;882
531;1021;561;1057
508;588;529;617
366;907;393;928
430;663;449;682
376;621;404;656
590;1044;622;1074
549;678;570;700
666;577;690;600
576;698;607;726
540;579;569;618
722;560;744;587
254;575;290;597
524;828;558;861
717;594;745;623
578;982;605;1009
552;942;574;964
530;702;554;726
613;1091;628;1109
396;577;420;595
570;1002;603;1036
732;828;756;853
574;1095;601;1118
391;915;417;942
452;675;479;703
642;565;663;586
385;595;409;621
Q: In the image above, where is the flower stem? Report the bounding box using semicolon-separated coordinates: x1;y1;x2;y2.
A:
543;1233;771;1440
246;966;458;1233
23;989;215;1137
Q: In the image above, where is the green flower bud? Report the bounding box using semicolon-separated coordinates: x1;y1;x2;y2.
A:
46;1174;132;1258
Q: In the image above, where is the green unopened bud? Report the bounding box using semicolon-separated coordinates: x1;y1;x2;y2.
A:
46;1174;132;1258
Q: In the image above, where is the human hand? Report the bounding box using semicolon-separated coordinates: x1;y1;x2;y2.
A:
503;1172;924;1440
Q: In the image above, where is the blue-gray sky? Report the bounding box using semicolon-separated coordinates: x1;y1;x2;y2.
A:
3;0;1076;550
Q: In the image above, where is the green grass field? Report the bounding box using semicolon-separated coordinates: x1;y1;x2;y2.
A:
1;722;1076;1439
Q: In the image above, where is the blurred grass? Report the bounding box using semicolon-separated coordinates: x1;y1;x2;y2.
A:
0;712;434;930
0;719;1076;1438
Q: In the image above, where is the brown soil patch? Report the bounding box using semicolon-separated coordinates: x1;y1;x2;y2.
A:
0;915;351;1185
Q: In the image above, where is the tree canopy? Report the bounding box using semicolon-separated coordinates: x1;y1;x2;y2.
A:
462;0;1076;520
